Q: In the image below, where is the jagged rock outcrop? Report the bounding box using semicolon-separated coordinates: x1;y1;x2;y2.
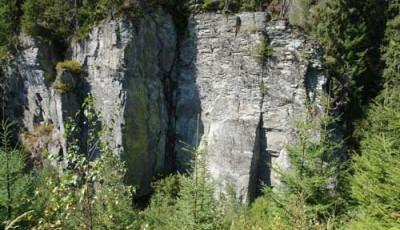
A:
71;11;176;193
7;10;177;195
5;10;325;201
175;13;268;202
69;10;177;194
5;35;66;157
176;13;326;202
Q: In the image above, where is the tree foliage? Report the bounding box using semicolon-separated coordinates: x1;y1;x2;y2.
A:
348;87;400;229
34;96;136;229
382;0;400;86
0;121;33;229
21;0;127;47
347;1;400;228
0;0;19;60
200;0;266;12
245;107;345;229
143;143;219;230
314;0;386;148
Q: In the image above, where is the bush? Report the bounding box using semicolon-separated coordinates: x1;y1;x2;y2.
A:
258;43;273;57
43;72;55;82
34;96;137;229
259;81;268;94
56;60;82;74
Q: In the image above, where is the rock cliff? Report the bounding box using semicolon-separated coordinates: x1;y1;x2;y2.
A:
4;10;325;201
176;13;325;202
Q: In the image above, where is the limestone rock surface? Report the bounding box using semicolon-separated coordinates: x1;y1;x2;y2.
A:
176;13;326;202
5;10;326;201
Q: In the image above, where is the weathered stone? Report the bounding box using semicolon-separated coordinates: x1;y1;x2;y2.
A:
4;34;66;156
70;10;177;195
176;13;326;202
7;10;177;196
5;10;326;201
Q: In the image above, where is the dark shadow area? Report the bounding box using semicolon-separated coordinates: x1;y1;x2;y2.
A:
173;14;204;174
304;62;319;104
253;115;271;200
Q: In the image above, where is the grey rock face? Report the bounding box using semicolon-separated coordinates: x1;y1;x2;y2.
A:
176;13;326;202
7;10;177;195
70;11;177;195
263;20;326;188
5;10;325;201
6;34;66;157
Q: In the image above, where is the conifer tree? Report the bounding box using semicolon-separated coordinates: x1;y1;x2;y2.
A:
314;0;386;147
382;0;400;86
248;105;344;229
0;121;33;229
144;141;218;230
348;2;400;228
142;174;181;228
348;87;400;229
173;147;218;230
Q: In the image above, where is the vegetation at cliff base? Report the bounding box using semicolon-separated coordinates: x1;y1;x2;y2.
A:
0;121;33;229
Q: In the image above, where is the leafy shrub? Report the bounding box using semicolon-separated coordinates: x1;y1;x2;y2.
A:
21;0;75;46
34;96;137;229
266;0;287;18
43;72;55;82
258;43;273;57
201;0;262;12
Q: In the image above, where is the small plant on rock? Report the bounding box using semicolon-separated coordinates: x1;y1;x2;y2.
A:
257;42;273;58
259;81;268;95
56;60;82;74
52;60;82;93
255;41;273;63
